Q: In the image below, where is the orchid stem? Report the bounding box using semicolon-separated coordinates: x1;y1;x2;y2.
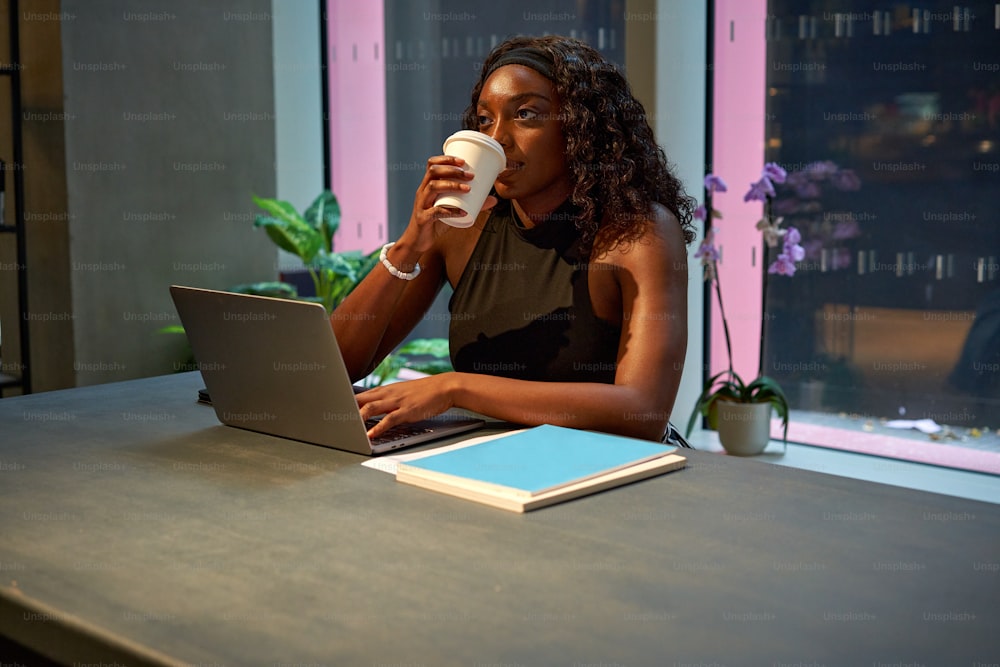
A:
713;263;735;380
759;196;772;379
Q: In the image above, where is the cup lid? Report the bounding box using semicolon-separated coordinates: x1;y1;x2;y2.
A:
442;130;505;160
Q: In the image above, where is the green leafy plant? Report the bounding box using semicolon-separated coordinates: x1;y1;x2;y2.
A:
363;338;452;388
228;281;299;299
157;324;197;372
251;191;454;384
165;190;454;384
252;190;379;313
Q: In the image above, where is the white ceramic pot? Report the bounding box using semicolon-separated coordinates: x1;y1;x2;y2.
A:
716;401;773;456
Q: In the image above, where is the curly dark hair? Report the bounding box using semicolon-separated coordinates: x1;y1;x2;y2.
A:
462;35;696;250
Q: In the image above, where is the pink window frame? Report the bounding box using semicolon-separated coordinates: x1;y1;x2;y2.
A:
709;0;768;384
325;0;388;253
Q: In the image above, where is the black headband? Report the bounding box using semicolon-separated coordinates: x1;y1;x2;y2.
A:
484;46;555;81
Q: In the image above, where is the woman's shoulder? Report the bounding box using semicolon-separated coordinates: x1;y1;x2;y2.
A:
645;202;684;240
598;203;686;266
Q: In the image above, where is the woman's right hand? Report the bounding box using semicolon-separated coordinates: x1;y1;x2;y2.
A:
403;155;493;251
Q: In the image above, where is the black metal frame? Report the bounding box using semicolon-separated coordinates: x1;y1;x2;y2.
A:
0;0;30;395
318;0;331;192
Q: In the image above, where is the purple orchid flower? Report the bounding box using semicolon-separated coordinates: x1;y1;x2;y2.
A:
694;233;720;264
768;253;798;276
704;174;728;194
694;231;721;284
782;227;805;264
693;205;708;221
744;176;775;202
784;227;801;246
763;162;788;184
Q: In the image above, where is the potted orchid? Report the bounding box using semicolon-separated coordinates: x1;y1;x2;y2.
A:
686;163;805;454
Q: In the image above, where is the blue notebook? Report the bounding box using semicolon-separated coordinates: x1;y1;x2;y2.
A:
396;425;678;499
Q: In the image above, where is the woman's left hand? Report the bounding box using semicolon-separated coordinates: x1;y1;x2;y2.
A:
356;374;458;440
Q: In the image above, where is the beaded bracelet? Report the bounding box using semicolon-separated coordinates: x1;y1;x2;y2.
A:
379;242;421;280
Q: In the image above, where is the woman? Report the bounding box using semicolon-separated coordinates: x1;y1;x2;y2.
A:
332;35;696;443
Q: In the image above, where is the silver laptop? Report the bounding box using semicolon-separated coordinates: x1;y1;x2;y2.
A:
169;285;484;455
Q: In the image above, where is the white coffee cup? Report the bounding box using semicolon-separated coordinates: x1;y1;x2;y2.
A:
434;130;506;228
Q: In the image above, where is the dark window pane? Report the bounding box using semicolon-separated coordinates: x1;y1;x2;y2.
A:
762;1;1000;430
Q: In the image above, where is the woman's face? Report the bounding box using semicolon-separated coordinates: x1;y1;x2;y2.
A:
475;64;572;218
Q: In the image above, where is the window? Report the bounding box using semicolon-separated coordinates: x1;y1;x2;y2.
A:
714;0;1000;468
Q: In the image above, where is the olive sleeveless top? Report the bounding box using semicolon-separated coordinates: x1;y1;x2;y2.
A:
448;198;621;383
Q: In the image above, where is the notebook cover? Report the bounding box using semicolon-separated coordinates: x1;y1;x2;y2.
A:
397;452;687;513
396;424;676;498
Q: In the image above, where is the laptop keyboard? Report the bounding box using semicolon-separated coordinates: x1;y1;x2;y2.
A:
364;418;434;446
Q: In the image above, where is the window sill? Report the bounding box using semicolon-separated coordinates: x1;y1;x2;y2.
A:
684;427;1000;506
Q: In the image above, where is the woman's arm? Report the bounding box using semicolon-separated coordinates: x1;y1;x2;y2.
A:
331;156;480;381
357;208;689;441
331;242;445;382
